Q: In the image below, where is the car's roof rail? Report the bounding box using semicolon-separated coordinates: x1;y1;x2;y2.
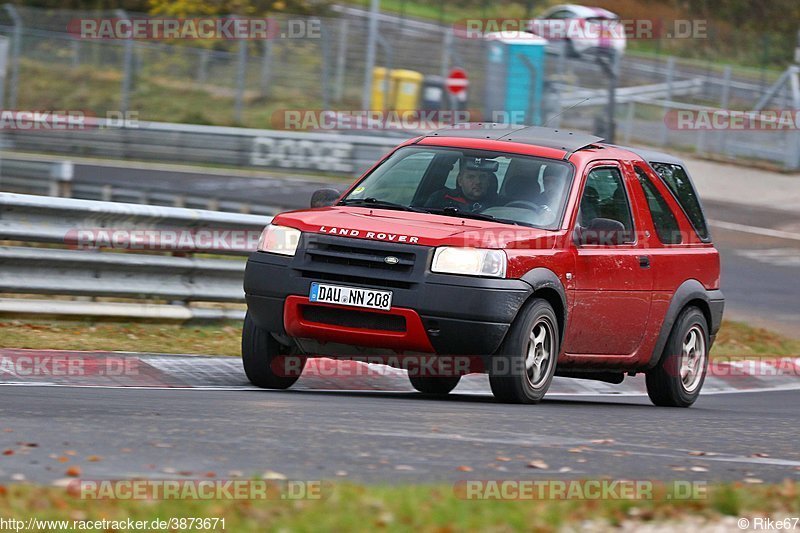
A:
427;123;604;155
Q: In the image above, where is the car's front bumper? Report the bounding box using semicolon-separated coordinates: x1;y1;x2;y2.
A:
244;235;533;356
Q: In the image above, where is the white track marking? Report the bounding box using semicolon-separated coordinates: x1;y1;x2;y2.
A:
736;248;800;268
710;219;800;241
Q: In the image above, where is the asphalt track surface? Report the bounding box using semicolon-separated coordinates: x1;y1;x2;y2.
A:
0;385;798;484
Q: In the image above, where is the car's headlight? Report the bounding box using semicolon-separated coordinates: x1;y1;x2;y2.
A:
431;247;507;278
257;224;301;256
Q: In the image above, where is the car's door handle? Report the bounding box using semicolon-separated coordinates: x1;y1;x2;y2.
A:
638;256;650;268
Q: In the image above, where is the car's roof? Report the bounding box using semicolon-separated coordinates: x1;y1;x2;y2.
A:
425;124;687;167
427;124;604;153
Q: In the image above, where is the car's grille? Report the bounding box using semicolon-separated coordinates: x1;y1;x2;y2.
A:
295;234;426;290
301;305;406;332
306;241;415;272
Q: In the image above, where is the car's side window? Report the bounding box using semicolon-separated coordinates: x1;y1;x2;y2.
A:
578;167;635;243
634;167;682;244
650;162;710;241
548;10;573;19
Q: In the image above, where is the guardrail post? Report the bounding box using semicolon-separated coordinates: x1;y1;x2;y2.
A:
3;5;22;109
101;185;113;202
48;161;74;198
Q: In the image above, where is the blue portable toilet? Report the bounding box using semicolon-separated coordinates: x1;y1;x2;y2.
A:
484;32;548;125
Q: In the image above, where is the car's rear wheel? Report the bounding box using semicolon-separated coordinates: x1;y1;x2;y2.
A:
408;374;461;395
242;312;305;389
646;307;709;407
489;298;559;404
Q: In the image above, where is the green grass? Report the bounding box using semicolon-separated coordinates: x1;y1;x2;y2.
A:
16;58;334;130
0;481;798;531
0;318;797;359
0;319;244;356
712;321;800;358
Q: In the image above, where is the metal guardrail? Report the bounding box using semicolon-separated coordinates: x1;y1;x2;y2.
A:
0;157;73;196
0;155;284;215
560;79;704;107
0;192;272;320
0;192;270;251
1;120;401;176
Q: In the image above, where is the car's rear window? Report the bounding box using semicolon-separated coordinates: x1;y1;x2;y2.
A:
649;162;710;241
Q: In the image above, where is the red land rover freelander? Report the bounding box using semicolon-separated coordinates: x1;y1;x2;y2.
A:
242;124;724;406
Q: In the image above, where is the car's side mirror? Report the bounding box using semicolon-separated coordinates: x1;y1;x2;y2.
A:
310;188;340;208
575;217;626;246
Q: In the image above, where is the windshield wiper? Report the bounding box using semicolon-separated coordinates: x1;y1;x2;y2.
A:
339;197;427;213
428;206;520;225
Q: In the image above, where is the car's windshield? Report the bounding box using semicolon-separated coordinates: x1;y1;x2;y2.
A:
341;146;574;229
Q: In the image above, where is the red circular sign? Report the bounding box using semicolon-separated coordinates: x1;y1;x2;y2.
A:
446;68;469;95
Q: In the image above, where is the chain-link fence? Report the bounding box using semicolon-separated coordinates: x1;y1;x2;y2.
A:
0;4;798;169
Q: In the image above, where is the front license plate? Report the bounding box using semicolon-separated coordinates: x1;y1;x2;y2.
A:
309;282;392;311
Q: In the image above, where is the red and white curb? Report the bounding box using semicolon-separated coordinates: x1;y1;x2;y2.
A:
1;349;799;396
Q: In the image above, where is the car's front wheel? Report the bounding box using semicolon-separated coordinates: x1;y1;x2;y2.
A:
242;312;305;389
646;307;709;407
489;298;559;404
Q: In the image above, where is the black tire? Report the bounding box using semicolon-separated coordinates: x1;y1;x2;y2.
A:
646;307;709;407
241;312;305;389
489;298;559;404
408;374;461;395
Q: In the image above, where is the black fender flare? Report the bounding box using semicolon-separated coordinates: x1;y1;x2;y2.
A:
520;268;569;344
646;279;725;369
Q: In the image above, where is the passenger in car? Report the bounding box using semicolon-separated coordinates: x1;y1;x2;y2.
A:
539;172;568;208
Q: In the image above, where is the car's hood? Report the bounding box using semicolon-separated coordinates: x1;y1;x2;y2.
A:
273;207;559;249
